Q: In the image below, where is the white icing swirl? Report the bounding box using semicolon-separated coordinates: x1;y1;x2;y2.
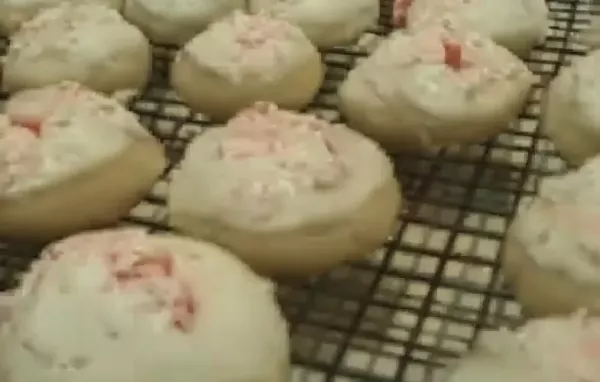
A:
180;10;318;83
514;157;600;283
0;81;148;198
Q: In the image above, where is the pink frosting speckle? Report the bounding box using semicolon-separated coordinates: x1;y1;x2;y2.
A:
0;116;43;194
38;229;198;333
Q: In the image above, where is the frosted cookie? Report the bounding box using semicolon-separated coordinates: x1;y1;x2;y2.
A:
0;0;123;36
445;313;600;382
541;50;600;166
170;11;323;122
248;0;379;49
168;102;401;277
0;228;290;382
122;0;245;45
404;0;549;58
0;82;166;241
503;157;600;316
2;3;151;95
338;25;535;151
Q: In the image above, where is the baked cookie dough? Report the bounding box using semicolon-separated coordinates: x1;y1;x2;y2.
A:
541;49;600;166
338;25;535;151
405;0;549;58
0;228;290;382
168;102;401;277
445;313;600;382
248;0;379;48
0;0;123;36
122;0;245;45
503;157;600;317
0;81;166;241
170;10;323;122
2;2;151;95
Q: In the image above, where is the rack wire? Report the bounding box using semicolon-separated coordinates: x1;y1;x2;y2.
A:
0;0;594;381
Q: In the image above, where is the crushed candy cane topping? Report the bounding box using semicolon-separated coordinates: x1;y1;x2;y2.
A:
218;102;348;200
479;312;600;381
0;116;43;194
183;10;316;82
393;0;414;27
9;2;127;60
356;24;530;97
0;81;147;197
514;157;600;283
29;229;197;333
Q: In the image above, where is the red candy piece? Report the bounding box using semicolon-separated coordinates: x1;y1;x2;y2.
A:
114;255;174;284
10;116;43;137
442;39;463;70
171;286;197;332
110;253;197;332
393;0;413;28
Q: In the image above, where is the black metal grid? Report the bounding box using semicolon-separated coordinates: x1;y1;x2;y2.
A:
0;0;593;381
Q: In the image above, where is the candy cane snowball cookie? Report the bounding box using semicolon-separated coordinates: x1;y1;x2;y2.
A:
0;228;290;382
171;11;323;122
503;157;600;317
338;25;535;151
403;0;549;58
445;313;600;382
122;0;245;45
0;82;166;241
168;103;401;277
0;0;123;36
248;0;379;49
541;50;600;166
2;3;151;95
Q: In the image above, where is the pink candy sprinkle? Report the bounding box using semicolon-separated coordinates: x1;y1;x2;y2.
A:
108;252;197;333
393;0;414;27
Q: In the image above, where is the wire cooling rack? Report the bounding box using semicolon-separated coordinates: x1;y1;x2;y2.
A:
0;0;594;381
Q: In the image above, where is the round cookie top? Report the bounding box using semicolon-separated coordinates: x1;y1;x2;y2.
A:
549;50;600;129
249;0;378;27
512;156;600;284
5;2;146;81
1;228;287;382
0;81;149;199
0;0;123;35
403;0;549;37
348;24;534;115
179;10;318;83
448;312;600;382
169;102;394;231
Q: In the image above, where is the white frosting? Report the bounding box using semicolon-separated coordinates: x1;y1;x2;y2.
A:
549;50;600;135
178;10;318;84
168;102;393;231
0;228;289;382
513;156;600;284
0;81;149;199
2;2;150;92
448;313;600;382
0;0;123;35
346;26;533;116
248;0;379;47
406;0;549;54
122;0;245;45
